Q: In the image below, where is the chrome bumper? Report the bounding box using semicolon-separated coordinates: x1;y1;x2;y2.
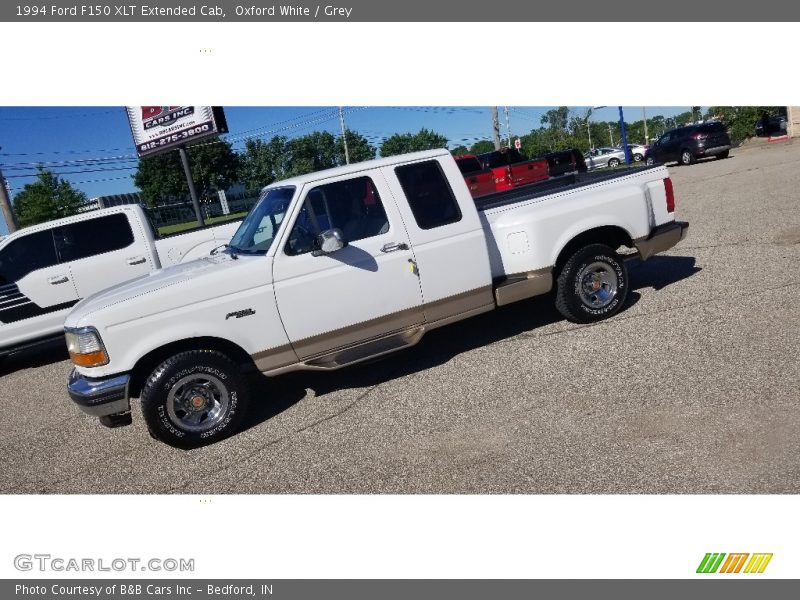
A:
635;221;689;260
67;368;131;418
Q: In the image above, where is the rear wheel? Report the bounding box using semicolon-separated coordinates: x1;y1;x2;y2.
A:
555;244;629;324
140;350;250;448
680;149;695;165
645;156;655;166
717;150;729;159
633;153;643;162
608;158;620;167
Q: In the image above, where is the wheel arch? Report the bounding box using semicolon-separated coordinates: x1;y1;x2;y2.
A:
128;336;256;398
553;225;634;275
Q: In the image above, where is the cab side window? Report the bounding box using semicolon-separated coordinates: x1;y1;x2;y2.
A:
0;230;59;286
285;177;389;256
53;213;134;262
395;160;462;230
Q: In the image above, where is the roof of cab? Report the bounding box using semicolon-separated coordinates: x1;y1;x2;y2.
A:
260;148;452;193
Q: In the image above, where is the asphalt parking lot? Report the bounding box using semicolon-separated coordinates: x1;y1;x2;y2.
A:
1;141;798;494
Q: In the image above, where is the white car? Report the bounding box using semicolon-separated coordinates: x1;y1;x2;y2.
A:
65;149;688;448
0;204;240;360
584;147;627;170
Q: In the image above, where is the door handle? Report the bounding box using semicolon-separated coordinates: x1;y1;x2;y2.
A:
48;275;69;285
381;242;409;253
127;256;147;266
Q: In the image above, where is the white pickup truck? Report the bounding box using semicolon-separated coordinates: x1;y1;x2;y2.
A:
64;149;688;448
0;204;239;360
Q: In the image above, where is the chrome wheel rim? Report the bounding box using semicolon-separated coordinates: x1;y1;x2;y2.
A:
578;261;619;309
609;159;619;167
646;157;654;165
166;374;229;432
682;151;691;164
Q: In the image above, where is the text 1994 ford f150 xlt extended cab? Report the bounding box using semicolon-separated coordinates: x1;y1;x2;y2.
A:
64;149;688;448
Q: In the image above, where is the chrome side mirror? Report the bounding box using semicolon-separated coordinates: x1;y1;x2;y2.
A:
314;228;347;255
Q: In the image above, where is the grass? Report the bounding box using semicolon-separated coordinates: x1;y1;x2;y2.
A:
157;212;248;236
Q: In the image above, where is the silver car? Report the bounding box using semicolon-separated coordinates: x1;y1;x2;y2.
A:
584;147;627;170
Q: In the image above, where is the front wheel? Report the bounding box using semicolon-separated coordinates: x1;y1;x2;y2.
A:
608;158;620;167
140;350;250;448
555;244;629;324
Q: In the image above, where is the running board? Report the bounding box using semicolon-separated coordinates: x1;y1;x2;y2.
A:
303;326;426;370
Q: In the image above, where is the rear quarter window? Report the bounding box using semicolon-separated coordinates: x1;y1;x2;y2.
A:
455;157;482;174
395;160;463;230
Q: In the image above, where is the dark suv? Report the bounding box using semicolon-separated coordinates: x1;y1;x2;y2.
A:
644;122;732;166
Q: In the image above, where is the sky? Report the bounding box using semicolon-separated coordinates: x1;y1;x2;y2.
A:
0;105;698;235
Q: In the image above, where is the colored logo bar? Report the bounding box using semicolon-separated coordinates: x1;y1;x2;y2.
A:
697;553;773;574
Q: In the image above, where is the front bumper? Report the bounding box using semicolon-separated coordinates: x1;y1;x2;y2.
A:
67;368;131;418
635;221;689;260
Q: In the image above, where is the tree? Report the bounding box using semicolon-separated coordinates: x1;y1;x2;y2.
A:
379;128;448;157
238;136;290;192
13;169;87;227
134;140;240;205
285;131;339;177
469;140;495;154
450;145;469;156
337;129;376;164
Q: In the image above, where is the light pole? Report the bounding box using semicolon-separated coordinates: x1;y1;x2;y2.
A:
642;107;649;144
0;147;19;234
338;107;350;165
585;108;593;151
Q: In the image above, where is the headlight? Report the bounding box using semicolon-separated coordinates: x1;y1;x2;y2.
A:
65;327;109;367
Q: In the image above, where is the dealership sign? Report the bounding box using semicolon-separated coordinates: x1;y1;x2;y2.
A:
126;106;228;157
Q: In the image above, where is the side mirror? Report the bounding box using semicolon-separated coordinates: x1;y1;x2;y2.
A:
313;228;347;256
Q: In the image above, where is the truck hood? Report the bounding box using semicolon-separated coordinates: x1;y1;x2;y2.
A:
65;253;266;327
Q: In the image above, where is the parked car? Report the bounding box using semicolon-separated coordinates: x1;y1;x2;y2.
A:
0;205;240;360
645;122;731;166
454;154;495;198
64;148;688;447
584;147;627;170
755;115;787;137
477;148;549;191
537;148;588;176
618;143;650;162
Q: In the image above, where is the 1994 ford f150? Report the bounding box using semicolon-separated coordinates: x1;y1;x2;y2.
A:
64;149;688;448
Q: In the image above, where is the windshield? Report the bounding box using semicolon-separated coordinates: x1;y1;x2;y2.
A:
228;186;295;255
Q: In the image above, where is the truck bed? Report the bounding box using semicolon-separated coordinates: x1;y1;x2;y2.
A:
474;165;663;212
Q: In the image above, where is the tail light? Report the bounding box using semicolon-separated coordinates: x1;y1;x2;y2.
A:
692;133;708;140
664;177;675;213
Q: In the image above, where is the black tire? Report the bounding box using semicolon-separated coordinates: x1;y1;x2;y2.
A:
717;150;729;159
140;350;250;449
608;158;620;168
555;244;629;324
645;156;655;166
680;149;695;166
633;153;643;162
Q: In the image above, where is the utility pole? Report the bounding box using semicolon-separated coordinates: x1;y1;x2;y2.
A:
586;108;593;151
618;107;631;164
178;147;205;227
338;106;350;165
491;107;501;150
0;153;19;234
642;107;649;144
608;122;614;147
504;107;512;149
